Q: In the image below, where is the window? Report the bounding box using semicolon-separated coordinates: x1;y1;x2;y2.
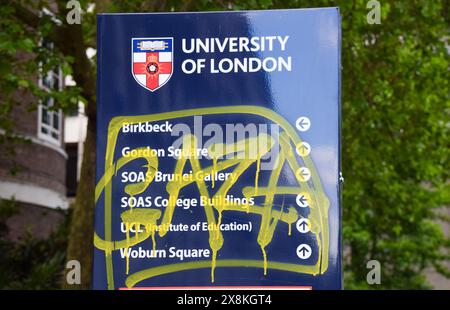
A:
38;38;63;145
65;142;79;197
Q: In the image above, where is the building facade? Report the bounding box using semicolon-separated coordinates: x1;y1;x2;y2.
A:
0;43;68;241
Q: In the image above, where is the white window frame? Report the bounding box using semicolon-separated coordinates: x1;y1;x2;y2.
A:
37;40;63;146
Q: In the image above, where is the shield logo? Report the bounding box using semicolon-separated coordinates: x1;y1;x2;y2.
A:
131;37;173;92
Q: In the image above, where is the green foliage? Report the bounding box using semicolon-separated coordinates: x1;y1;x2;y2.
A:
0;1;82;173
0;199;69;289
337;0;449;289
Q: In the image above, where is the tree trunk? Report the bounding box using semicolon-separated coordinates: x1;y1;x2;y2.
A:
65;118;96;289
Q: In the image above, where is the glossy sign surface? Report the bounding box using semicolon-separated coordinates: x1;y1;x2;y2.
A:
94;8;341;290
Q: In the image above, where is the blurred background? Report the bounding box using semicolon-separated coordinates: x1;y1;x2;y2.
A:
0;0;448;289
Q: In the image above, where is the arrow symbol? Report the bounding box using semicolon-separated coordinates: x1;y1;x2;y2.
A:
296;193;310;208
299;221;308;229
296;244;312;259
296;142;311;157
297;195;307;206
298;247;309;255
296;218;310;233
296;167;311;182
296;117;311;132
298;119;309;128
299;144;308;151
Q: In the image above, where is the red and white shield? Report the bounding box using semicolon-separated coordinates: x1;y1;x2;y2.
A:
132;38;173;92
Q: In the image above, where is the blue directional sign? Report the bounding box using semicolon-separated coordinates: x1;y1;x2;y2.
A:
94;8;342;290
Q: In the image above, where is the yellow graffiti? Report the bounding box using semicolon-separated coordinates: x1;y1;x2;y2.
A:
93;106;330;289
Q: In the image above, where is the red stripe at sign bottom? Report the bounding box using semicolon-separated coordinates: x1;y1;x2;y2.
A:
119;286;313;290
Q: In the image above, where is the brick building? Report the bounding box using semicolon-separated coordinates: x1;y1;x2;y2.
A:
0;39;68;241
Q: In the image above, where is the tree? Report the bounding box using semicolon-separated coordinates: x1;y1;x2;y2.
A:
0;199;69;289
0;0;448;289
